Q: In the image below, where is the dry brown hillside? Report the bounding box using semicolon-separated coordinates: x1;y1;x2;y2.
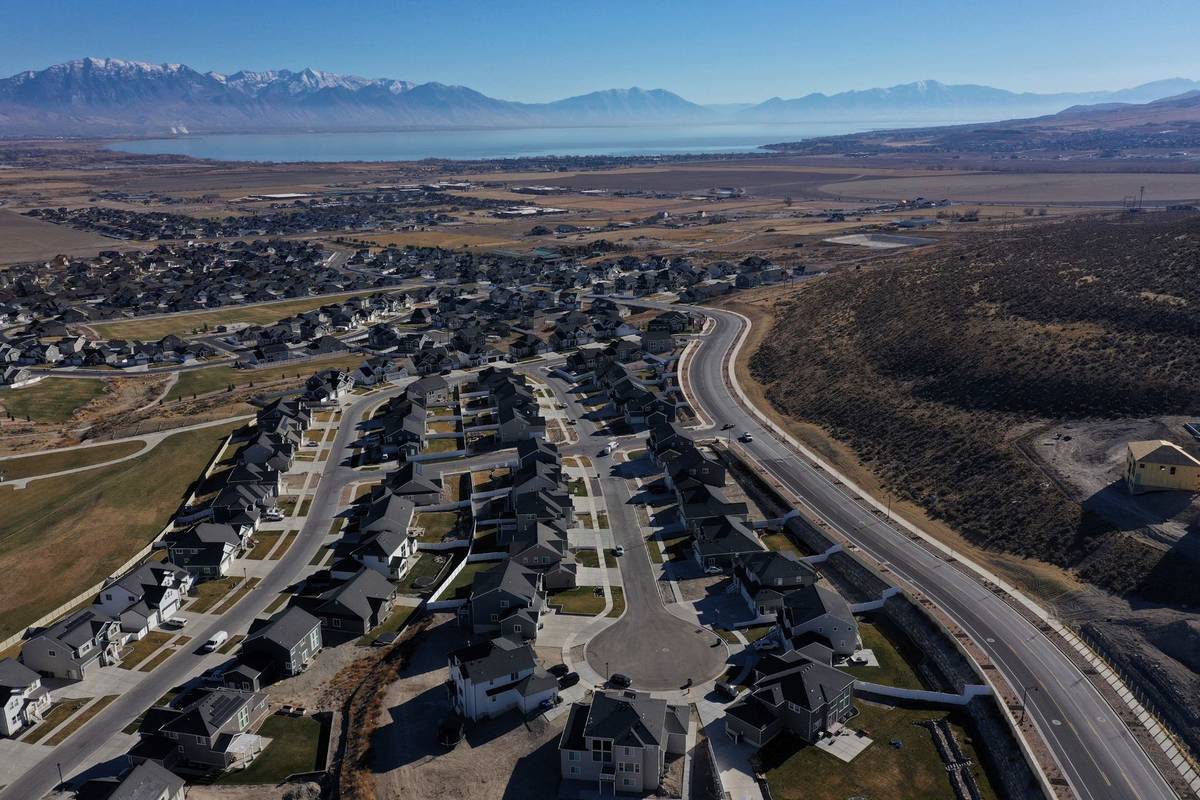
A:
751;211;1200;603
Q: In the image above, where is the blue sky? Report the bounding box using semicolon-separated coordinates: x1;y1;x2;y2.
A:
3;0;1199;103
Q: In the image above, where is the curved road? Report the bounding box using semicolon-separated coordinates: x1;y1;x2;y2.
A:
536;368;726;691
629;299;1176;800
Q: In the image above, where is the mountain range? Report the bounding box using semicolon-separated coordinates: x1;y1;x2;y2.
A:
1;57;1198;136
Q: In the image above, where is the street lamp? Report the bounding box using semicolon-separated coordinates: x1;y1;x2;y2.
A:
56;761;64;791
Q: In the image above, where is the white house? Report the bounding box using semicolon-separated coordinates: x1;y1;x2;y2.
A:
0;659;50;737
446;637;557;721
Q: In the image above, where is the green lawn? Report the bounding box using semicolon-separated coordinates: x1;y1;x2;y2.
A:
845;620;928;691
93;290;394;340
574;549;617;568
761;704;999;800
444;561;495;600
215;713;325;785
742;624;775;643
427;420;459;434
264;594;290;613
397;553;453;595
414;511;463;543
0;421;241;641
188;577;241;614
138;647;177;673
549;586;624;617
358;605;416;646
567;477;588;497
663;534;692;562
0;441;145;481
166;354;365;401
269;532;297;560
471;526;504;553
120;631;174;669
760;532;802;558
246;531;283;560
0;378;108;423
423;437;463;454
646;534;664;563
216;633;246;655
23;698;91;744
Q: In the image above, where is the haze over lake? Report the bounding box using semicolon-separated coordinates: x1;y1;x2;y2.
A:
111;121;958;162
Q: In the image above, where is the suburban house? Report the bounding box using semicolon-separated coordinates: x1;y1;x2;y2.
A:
94;561;193;639
724;648;856;747
446;636;558;721
406;374;452;407
20;609;122;680
351;528;418;580
132;688;271;770
732;551;819;618
0;658;50;737
85;761;186;800
240;607;323;680
381;461;443;506
293;568;398;636
778;584;859;657
691;516;763;571
558;690;689;794
1124;440;1200;494
460;559;546;639
508;522;577;589
304;369;354;405
162;522;250;579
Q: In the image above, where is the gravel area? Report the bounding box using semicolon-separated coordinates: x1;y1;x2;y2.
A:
371;618;565;800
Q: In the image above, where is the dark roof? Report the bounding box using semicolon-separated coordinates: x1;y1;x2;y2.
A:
106;761;185;800
246;606;320;651
159;688;261;737
582;690;668;748
0;657;39;690
450;636;535;683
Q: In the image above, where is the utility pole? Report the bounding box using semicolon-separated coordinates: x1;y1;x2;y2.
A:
1020;684;1039;723
1139;185;1145;210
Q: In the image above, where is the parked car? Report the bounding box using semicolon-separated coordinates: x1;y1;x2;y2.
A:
548;663;570;677
263;509;284;522
609;673;633;689
164;617;187;629
613;545;625;556
202;631;229;653
704;565;722;575
540;696;562;711
558;672;580;689
715;681;741;701
739;432;754;443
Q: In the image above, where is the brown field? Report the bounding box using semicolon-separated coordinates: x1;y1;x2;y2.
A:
0;208;127;264
819;172;1200;204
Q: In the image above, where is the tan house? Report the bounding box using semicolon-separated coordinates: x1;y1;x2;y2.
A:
1125;440;1200;494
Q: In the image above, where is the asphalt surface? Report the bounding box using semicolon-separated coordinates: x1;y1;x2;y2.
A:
536;369;727;692
0;382;412;800
628;298;1176;800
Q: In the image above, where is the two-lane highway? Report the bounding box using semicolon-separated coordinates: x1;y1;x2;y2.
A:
630;297;1176;800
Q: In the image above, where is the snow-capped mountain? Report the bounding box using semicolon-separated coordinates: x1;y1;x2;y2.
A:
0;59;1196;135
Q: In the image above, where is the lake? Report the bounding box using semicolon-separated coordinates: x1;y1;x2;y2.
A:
110;121;956;163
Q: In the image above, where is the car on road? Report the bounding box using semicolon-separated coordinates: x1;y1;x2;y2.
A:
613;545;625;556
558;672;580;689
721;423;735;430
609;673;633;689
201;631;229;653
739;432;754;443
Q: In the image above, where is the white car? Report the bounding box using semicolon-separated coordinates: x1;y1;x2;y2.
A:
164;617;187;629
739;432;754;443
704;565;723;575
202;631;229;653
613;546;626;556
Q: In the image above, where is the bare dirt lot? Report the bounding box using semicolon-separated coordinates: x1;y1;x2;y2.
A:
819;171;1200;204
0;208;124;264
371;618;565;800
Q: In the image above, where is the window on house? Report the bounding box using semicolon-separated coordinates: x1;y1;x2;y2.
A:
490;613;499;622
46;650;56;657
570;766;580;775
1170;467;1177;475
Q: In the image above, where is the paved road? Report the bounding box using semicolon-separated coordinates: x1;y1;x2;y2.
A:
624;298;1176;800
0;383;411;800
536;369;727;692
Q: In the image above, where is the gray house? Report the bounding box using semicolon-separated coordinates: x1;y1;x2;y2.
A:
103;761;186;800
732;551;818;617
21;610;121;680
447;636;558;721
724;648;856;747
242;607;323;679
136;688;270;770
559;690;689;794
778;584;859;657
460;559;546;637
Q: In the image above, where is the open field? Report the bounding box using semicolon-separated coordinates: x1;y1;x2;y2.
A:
820;171;1200;204
167;353;365;400
0;377;109;423
0;421;239;639
89;288;399;340
761;703;999;800
215;713;326;785
0;440;144;480
0;208;124;265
